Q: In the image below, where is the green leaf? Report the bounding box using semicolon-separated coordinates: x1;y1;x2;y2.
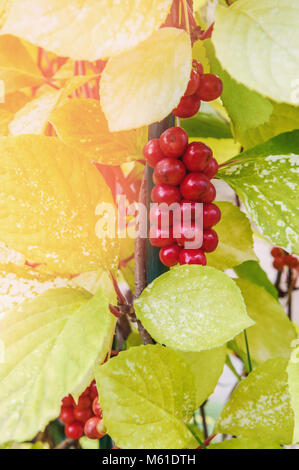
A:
234;279;297;364
181;103;232;139
134;265;254;352
0;288;115;444
209;438;281;450
206;202;257;270
95;345;198;449
234;260;278;300
213;0;299;105
79;436;100;449
216;358;294;445
287;346;299;444
219;132;299;254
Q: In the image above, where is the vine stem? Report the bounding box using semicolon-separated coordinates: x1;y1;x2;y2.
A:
181;0;190;34
244;330;253;373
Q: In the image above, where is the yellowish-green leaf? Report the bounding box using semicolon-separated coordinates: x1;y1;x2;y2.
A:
1;0;173;60
96;345;198;449
287;346;299;444
0;287;116;444
209;438;281;449
134;265;253;352
101;27;192;131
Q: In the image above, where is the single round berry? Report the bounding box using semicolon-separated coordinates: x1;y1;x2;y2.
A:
149;204;174;228
65;421;84;440
62;395;75;407
149;226;174;248
159;244;181;267
154;158;186;185
273;257;284;271
179;249;207;266
184;69;201;96
203;203;221;229
284;255;298;269
203;157;219;180
174;221;202;249
88;380;98;400
200;183;216;203
151;184;181;204
201;229;219;252
173;94;201;119
92;397;103;419
143;139;165;168
271;247;285;258
159;127;188;158
180;173;210;201
196;74;223;102
84;417;106;440
60;406;75;424
183;142;213;172
73;407;93;423
77;395;91;410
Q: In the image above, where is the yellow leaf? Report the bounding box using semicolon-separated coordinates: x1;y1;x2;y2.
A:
51;99;147;164
0;135;119;274
101;27;192;131
1;0;173;60
0;91;31;136
0;35;43;93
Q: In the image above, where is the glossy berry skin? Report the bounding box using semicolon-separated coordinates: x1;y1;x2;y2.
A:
151;184;181;204
200;183;216;203
84;417;106;440
77;395;91;410
59;406;75;425
149;204;174;228
143;139;165;168
62;395;75;407
203;157;219;179
149;226;174;248
273;257;284;271
271;247;285;258
65;421;84;440
159;244;181;267
201;229;219;252
193;60;204;75
154;158;186;185
92;397;103;419
173;94;201;119
203;203;221;229
88;380;98;400
174;221;202;248
185;69;201;96
183;142;213;172
196;74;223;102
284;255;298;269
73;407;93;423
159;127;188;158
180;173;210;201
179;249;207;266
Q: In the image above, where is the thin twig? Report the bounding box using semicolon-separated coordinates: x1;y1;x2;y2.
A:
200;404;209;440
55;438;75;449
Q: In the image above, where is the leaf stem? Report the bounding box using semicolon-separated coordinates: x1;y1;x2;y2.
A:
226;355;242;381
187;424;207;449
200;404;209;440
244;330;252;373
181;0;190;34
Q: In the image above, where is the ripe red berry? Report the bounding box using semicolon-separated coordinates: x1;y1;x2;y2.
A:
183;142;213;172
143;139;165;168
65;421;84;440
151;184;181;204
59;406;75;424
92;397;103;419
77;395;91;410
88;380;98;400
174;221;202;249
149;226;174;248
172;94;201;119
273;257;284;271
154;158;186;185
159;127;188;158
271;247;285;258
184;69;201;96
73;407;93;423
149;204;174;228
200;183;216;203
159;244;181;267
201;229;219;252
196;74;223;102
179;249;207;266
180;173;210;201
284;255;298;269
62;395;75;407
193;60;204;75
203;203;221;229
84;417;106;440
203;157;219;179
180;200;198;221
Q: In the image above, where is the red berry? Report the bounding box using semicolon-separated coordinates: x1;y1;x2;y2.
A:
149;226;174;248
65;421;84;440
273;257;284;271
149;204;174;228
203;203;221;229
62;395;75;407
193;60;204;75
196;74;223;102
183;142;213;172
271;247;285;258
173;94;201;119
77;395;91;410
200;183;216;203
174;221;202;249
60;406;75;424
84;417;106;440
179;249;207;266
203;157;219;179
154;158;186;185
92;397;103;419
201;229;219;252
151;184;181;204
159;127;188;158
284;255;298;269
143;139;165;168
180;173;210;201
185;69;201;96
159;244;181;267
180;200;198;221
89;380;98;400
73;407;93;423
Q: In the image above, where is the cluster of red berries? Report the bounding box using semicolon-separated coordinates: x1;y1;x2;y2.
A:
172;61;223;119
143;126;221;267
271;247;299;271
59;381;106;441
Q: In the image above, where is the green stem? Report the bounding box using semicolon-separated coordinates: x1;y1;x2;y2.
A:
187;424;207;449
244;330;252;373
226;355;242;382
